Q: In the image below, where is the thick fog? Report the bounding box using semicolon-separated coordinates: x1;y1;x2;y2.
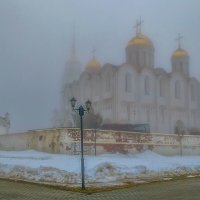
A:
0;0;200;132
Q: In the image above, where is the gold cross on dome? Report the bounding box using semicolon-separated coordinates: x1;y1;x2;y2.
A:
134;20;140;35
92;48;96;59
138;16;144;34
134;17;143;35
176;33;183;49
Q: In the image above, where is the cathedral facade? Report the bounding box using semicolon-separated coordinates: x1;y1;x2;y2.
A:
63;23;200;134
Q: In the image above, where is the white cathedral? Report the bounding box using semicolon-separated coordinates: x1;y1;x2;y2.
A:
59;21;200;134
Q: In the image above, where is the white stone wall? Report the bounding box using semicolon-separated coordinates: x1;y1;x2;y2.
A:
0;128;199;156
0;126;8;135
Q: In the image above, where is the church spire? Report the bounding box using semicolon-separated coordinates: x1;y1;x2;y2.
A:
92;47;96;59
63;24;82;85
69;24;77;62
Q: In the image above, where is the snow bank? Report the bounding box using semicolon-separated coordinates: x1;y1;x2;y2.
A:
0;150;199;185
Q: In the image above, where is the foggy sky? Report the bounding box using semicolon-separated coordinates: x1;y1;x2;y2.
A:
0;0;200;132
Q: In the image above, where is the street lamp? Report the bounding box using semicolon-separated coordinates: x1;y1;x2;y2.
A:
70;97;92;190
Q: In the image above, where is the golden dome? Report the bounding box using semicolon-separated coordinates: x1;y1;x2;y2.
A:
128;34;153;47
172;48;188;58
86;58;101;73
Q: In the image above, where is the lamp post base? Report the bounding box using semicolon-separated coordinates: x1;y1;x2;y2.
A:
81;157;85;190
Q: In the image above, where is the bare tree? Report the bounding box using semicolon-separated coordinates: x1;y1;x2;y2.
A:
73;107;102;129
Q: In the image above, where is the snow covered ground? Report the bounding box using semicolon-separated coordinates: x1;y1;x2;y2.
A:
0;150;199;186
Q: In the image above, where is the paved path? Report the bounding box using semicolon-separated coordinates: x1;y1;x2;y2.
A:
0;178;199;199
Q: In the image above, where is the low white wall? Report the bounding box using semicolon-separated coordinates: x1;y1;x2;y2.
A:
0;126;8;135
0;128;199;156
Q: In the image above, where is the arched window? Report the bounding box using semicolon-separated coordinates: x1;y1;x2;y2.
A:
192;111;196;126
191;84;195;101
145;76;150;95
84;80;90;99
159;78;165;97
136;51;139;66
160;106;165;123
127;104;131;121
146;107;150;122
125;73;132;92
180;61;183;68
175;80;181;99
174;63;177;70
106;74;111;92
143;51;146;66
95;77;99;96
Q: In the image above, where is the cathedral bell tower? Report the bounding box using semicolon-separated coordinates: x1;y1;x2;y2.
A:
59;28;82;127
62;28;82;87
126;18;154;69
171;34;189;76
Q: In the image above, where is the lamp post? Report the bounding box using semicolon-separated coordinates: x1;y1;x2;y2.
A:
70;97;92;190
